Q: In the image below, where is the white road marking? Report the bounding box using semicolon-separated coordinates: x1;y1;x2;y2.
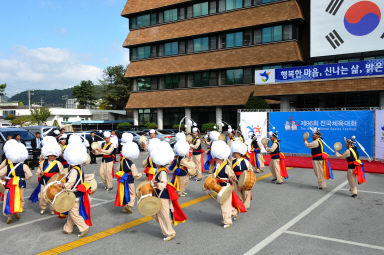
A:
243;180;348;255
340;189;384;196
90;197;108;202
285;230;384;251
0;200;113;232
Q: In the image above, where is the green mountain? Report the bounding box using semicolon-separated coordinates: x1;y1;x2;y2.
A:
9;86;105;107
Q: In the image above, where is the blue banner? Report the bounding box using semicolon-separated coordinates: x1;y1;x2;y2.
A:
275;59;384;83
269;111;374;157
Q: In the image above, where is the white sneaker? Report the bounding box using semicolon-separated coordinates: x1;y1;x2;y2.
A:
40;210;46;215
223;224;232;228
163;235;176;241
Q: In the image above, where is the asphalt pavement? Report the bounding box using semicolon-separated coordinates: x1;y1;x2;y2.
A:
1;152;384;255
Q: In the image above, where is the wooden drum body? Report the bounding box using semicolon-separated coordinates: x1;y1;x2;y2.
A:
43;173;76;213
0;178;5;194
238;170;256;191
203;176;233;204
136;181;161;217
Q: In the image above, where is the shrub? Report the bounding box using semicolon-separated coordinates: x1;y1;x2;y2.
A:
145;122;158;129
201;123;217;133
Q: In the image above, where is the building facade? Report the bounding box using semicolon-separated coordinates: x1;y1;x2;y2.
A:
122;0;384;129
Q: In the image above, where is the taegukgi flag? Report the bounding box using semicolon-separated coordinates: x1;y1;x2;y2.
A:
311;0;384;57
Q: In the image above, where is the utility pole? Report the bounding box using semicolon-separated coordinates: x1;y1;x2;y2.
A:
28;90;31;110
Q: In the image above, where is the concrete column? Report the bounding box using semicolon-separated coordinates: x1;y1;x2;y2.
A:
215;106;222;132
280;96;290;111
185;107;191;133
380;92;384;108
157;108;163;130
133;109;139;126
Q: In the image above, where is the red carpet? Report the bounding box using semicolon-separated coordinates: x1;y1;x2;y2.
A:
263;155;384;174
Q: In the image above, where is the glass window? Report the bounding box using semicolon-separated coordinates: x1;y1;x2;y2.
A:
137;14;150;27
158;11;164;23
243;30;252;46
226;69;243;84
209;36;217;50
179;74;186;88
179;7;186;20
150;13;157;25
194;37;209;52
193;2;209;17
137;78;151;91
164;8;178;23
164;42;178;56
254;29;262;44
151;78;158;90
150;45;157;58
130;48;137;61
165;75;179;89
273;25;282;41
262;27;272;43
219;34;226;48
158;44;164;57
187;6;193;18
209;0;217;14
226;0;242;10
226;32;243;48
209;71;218;86
193;72;210;87
218;0;225;12
244;0;252;7
187;40;194;53
130;17;137;29
137;46;151;59
179;41;186;54
283;24;292;40
243;68;252;83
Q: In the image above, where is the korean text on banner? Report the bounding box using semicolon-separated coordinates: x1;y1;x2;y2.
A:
269;111;374;157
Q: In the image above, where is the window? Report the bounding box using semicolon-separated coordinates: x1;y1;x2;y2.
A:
193;72;210;87
179;41;186;54
165;75;179;89
150;13;157;25
151;78;158;90
63;117;69;122
187;6;193;18
209;36;217;50
139;109;157;125
226;69;243;84
137;78;151;91
218;0;225;12
193;2;209;17
137;14;150;27
254;29;262;44
158;44;164;57
187;40;194;53
150;45;157;58
179;7;186;20
226;0;242;10
243;30;252;46
262;25;282;43
194;37;209;52
130;17;137;29
158;11;164;23
283;24;293;40
244;0;252;7
226;32;243;48
130;48;137;61
209;72;218;86
137;46;151;59
164;8;178;22
164;42;178;56
209;0;217;14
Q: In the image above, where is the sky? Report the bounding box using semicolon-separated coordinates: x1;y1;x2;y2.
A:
0;0;130;96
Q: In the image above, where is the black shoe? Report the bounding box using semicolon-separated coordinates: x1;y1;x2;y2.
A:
107;188;113;191
104;186;108;190
318;187;323;190
271;179;277;182
351;194;357;198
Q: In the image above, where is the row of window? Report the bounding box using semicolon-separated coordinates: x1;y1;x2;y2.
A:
131;65;291;91
129;0;282;30
130;24;297;61
314;56;384;65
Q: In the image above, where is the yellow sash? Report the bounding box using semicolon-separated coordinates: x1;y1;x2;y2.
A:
103;142;111;150
231;158;243;170
214;160;228;178
349;148;362;165
43;160;57;173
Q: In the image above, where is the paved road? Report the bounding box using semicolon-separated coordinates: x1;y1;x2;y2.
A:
1;152;384;255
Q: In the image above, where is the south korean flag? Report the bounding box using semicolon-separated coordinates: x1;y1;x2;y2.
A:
311;0;384;57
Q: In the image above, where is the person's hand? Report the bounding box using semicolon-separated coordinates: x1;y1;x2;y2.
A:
304;138;307;142
96;148;101;152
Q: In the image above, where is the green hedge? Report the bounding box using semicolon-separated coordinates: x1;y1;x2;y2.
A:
172;123;184;130
145;122;158;129
117;122;132;130
201;123;217;133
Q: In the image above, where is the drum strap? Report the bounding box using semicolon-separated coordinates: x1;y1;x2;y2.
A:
7;163;22;178
51;189;65;206
138;193;152;203
214;160;228;178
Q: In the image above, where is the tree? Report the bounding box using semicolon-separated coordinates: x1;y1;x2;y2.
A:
99;65;130;110
0;83;6;102
10;116;37;127
145;122;158;129
201;123;217;133
117;122;132;130
53;119;60;127
30;108;51;125
72;80;97;108
244;91;270;109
